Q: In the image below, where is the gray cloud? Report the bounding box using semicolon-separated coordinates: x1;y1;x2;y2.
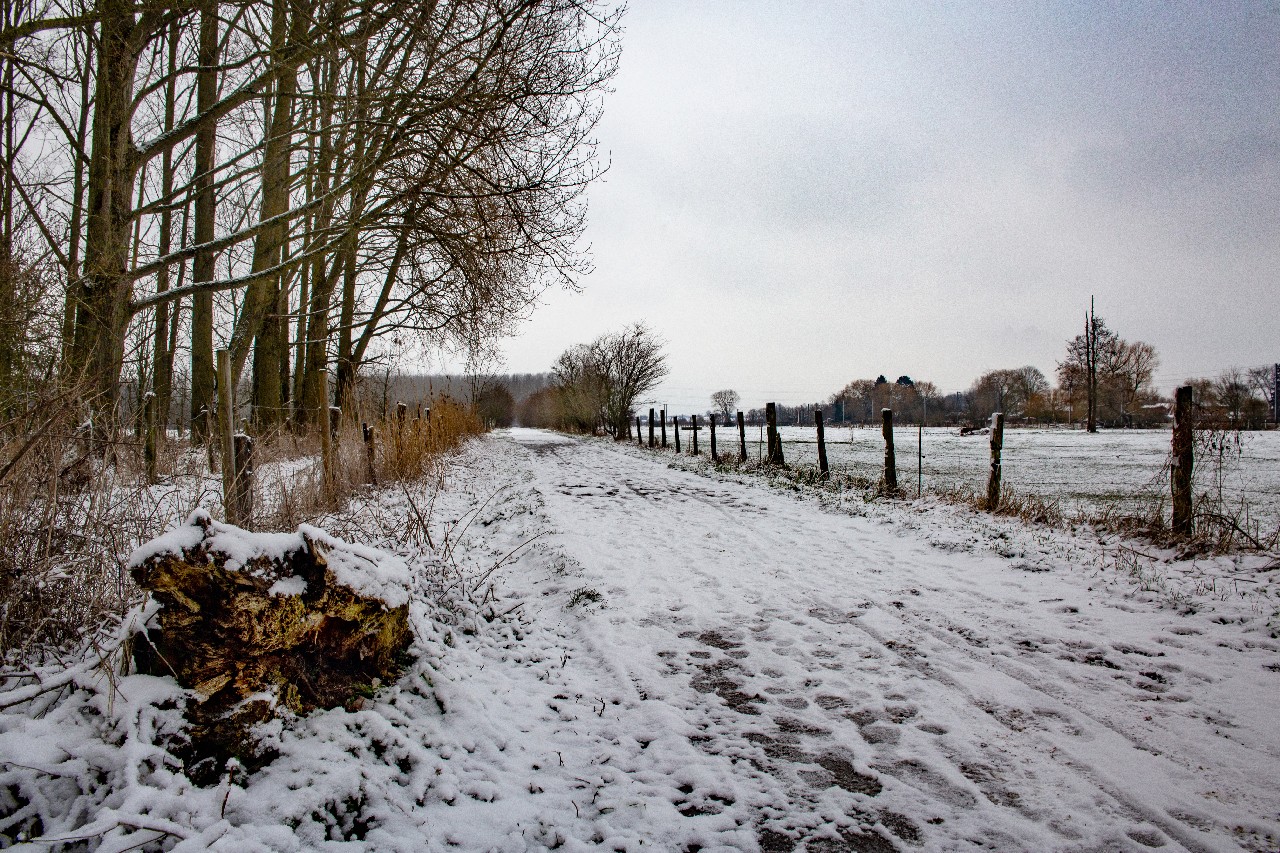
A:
491;0;1280;411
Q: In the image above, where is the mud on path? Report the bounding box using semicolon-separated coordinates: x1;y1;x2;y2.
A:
430;429;1280;852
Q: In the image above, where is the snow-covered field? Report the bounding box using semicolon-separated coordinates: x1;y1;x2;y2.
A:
2;429;1278;851
744;426;1280;525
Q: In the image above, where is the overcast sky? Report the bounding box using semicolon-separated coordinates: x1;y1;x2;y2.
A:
463;1;1280;412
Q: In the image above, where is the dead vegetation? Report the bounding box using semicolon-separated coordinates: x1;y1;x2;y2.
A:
0;386;482;666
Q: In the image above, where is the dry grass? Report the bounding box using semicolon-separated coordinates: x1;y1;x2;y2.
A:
0;391;214;661
0;388;483;664
259;396;481;530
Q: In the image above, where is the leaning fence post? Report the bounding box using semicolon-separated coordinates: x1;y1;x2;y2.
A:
636;416;643;446
143;391;159;485
649;408;656;448
881;408;897;492
231;432;255;527
216;349;236;518
673;415;681;452
815;409;829;477
691;414;699;455
363;422;378;486
987;412;1004;511
738;411;747;462
765;402;785;465
1172;386;1194;535
710;414;718;462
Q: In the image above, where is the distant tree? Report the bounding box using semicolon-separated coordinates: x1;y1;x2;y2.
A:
1247;365;1277;416
551;323;669;438
1056;307;1163;429
1060;310;1113;431
474;382;515;428
553;344;608;434
969;370;1016;421
833;375;941;424
1010;366;1050;406
516;387;560;429
913;381;942;425
1213;368;1253;427
711;389;740;421
594;323;670;439
1181;369;1268;429
1108;342;1159;427
834;378;877;424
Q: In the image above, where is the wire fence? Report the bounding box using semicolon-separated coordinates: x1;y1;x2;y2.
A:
708;424;1280;523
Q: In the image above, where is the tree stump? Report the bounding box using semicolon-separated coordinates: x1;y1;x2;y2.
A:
129;510;412;778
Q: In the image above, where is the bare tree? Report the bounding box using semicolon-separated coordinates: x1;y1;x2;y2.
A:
551;323;668;438
3;0;621;436
710;389;739;421
594;323;668;439
1246;365;1276;414
1059;307;1121;430
552;342;607;434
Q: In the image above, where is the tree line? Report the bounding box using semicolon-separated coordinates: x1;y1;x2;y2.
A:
723;310;1274;431
0;0;620;440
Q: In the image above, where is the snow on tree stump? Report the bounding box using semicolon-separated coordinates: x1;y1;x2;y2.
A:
128;510;412;778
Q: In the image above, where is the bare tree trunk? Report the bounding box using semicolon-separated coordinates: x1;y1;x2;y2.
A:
334;241;358;412
1086;299;1097;433
61;29;93;367
0;0;15;393
68;0;143;429
241;0;299;431
190;0;219;439
290;208;310;425
298;55;338;429
151;19;179;443
333;42;370;416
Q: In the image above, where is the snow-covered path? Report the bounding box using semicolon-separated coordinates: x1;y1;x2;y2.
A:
7;428;1276;852
449;428;1279;852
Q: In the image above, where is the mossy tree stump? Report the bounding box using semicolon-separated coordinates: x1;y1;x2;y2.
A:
129;510;412;777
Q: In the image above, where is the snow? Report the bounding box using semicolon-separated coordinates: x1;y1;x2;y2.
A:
267;576;308;597
759;425;1280;525
126;509;411;608
4;429;1279;851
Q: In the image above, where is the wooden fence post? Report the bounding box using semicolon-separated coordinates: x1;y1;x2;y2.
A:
143;391;159;485
324;404;341;489
317;369;333;488
987;412;1004;511
881;408;897;492
231;432;255;527
1172;386;1194;535
649;408;655;448
660;409;667;448
765;402;785;465
691;414;699;455
738;411;747;462
363;422;378;486
815;409;829;476
216;349;236;518
397;401;407;424
636;416;643;446
673;415;681;452
202;408;217;471
710;414;718;462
